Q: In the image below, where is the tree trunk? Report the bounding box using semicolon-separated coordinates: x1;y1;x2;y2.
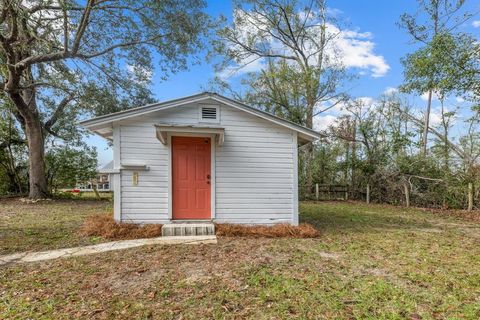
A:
304;99;315;190
8;86;49;199
350;120;357;193
24;116;49;199
403;182;410;208
467;182;474;211
421;89;433;155
366;183;370;204
92;183;101;199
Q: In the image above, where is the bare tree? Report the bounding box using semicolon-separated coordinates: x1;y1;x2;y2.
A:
215;0;348;188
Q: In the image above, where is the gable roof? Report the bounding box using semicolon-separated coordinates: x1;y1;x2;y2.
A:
80;92;323;143
98;160;114;173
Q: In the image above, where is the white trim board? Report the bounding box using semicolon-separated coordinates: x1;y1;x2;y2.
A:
112;124;121;222
80;92;323;143
292;132;299;226
155;124;225;146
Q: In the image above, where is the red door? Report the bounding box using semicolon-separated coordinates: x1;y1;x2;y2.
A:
172;136;211;220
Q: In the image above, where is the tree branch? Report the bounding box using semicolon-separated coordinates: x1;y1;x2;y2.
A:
71;0;96;53
44;94;75;131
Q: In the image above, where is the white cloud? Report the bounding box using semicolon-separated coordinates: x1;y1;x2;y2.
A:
420;91;441;101
313;114;338;131
455;97;465;103
356;96;375;106
473;20;480;28
217;58;265;79
222;9;389;78
429;106;457;127
411;106;456;127
126;64;152;84
429;109;442;126
326;7;343;17
383;87;398;95
328;24;389;77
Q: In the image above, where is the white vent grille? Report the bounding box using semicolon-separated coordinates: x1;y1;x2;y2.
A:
201;107;217;120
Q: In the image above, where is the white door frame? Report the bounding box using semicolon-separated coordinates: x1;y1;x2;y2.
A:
167;132;216;220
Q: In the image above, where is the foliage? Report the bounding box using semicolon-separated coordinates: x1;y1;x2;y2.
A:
45;143;98;191
0;0;213;198
0;98;27;194
306;92;480;209
214;0;348;128
212;0;480;210
401;32;480;101
214;0;350;188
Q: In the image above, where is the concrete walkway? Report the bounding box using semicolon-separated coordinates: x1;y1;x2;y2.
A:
0;235;217;266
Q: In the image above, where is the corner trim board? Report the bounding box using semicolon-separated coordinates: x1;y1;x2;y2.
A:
113;124;122;222
292;131;299;226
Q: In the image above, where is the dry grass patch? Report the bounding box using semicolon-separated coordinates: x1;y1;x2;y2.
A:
0;198;111;254
215;222;320;238
2;202;480;319
418;207;480;222
80;215;162;240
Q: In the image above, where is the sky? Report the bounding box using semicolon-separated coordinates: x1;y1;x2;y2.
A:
87;0;480;167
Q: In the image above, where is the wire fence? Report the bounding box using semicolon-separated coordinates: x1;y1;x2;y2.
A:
300;182;478;210
300;184;365;202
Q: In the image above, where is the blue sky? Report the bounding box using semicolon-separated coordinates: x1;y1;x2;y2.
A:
87;0;480;167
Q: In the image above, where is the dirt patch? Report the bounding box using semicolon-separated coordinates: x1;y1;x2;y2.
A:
413;227;443;234
80;215;162;240
317;251;342;260
215;223;321;238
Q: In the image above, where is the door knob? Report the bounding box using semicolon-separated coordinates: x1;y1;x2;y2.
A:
207;174;211;179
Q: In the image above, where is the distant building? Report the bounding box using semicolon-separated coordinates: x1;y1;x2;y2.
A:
78;160;114;191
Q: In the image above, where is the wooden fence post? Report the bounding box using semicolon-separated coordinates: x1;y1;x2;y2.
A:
345;186;348;201
315;183;319;201
468;182;473;211
403;182;410;208
366;184;370;204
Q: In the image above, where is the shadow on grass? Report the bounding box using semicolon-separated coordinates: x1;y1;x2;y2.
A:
299;201;438;234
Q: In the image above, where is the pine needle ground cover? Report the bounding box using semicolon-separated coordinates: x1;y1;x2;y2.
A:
1;201;479;319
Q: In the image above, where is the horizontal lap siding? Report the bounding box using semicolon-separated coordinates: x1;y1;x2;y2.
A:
119;119;169;223
215;107;294;224
118;100;294;224
119;104;201;223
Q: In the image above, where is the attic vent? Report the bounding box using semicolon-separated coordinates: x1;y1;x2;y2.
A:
199;105;219;122
202;107;217;119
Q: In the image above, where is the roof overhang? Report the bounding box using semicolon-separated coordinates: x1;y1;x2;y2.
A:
80;92;324;145
154;124;225;146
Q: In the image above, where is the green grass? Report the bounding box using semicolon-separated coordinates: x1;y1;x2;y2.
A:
0;198;111;254
1;201;479;319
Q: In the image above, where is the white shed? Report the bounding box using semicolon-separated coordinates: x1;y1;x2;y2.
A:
81;92;321;225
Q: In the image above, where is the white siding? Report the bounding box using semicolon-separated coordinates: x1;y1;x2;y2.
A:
118;99;295;224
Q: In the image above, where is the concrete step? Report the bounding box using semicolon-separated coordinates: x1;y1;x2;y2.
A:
161;223;215;237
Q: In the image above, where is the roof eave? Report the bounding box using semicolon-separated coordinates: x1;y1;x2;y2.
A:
80;92;324;142
79;92;213;129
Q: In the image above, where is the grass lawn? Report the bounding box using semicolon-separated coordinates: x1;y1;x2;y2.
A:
0;197;111;255
1;201;480;319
